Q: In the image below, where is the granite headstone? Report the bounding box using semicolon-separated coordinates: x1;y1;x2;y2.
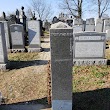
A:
0;22;8;70
73;32;107;65
10;24;25;52
28;20;41;52
50;22;73;110
95;19;103;32
85;18;95;31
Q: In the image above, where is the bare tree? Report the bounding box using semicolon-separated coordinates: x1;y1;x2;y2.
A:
30;0;53;21
91;0;110;18
59;0;83;18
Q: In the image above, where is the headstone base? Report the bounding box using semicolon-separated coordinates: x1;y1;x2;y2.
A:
0;63;8;71
28;48;41;52
52;100;72;110
73;59;107;66
11;49;25;53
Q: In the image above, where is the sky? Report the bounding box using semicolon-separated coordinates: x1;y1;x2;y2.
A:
0;0;109;20
0;0;60;17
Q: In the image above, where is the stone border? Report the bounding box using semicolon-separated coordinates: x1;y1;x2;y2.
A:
73;59;107;66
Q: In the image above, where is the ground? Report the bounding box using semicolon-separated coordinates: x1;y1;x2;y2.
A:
0;34;110;110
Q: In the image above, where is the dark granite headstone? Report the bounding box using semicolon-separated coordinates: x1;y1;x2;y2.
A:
50;22;73;110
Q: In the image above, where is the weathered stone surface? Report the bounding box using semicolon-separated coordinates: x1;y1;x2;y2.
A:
0;22;8;70
10;24;25;52
51;22;72;29
28;20;41;52
106;29;110;40
103;19;110;32
85;18;95;31
2;21;11;52
73;32;107;65
50;22;73;110
95;19;103;32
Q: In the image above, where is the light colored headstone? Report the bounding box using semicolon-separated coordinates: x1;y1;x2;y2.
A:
73;32;107;65
0;22;8;70
106;29;110;40
103;19;110;32
10;24;25;52
95;19;103;32
85;18;95;31
73;19;84;32
50;22;73;110
28;20;41;52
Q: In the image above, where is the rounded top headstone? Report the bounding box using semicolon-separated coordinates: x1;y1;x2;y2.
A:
50;22;72;29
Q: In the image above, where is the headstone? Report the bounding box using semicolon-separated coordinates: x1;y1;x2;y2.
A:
10;24;25;52
28;20;41;52
44;20;51;31
103;19;110;32
0;22;8;70
85;18;95;31
95;19;103;32
73;19;84;32
52;16;59;24
106;29;110;40
50;22;73;110
2;21;11;52
73;32;107;65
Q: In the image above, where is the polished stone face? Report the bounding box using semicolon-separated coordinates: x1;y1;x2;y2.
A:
28;20;41;51
73;32;107;66
10;24;24;49
50;23;73;110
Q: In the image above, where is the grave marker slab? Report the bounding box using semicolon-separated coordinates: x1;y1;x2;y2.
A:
73;19;84;32
28;20;41;52
73;32;107;65
95;19;103;32
50;22;73;110
103;19;110;32
0;22;8;70
85;18;95;31
10;24;25;52
2;21;11;52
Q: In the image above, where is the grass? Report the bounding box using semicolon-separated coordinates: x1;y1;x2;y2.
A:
73;48;110;110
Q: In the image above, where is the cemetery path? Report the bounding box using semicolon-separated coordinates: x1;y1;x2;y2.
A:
0;36;51;110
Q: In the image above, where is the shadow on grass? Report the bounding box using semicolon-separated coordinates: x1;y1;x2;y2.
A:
0;97;51;110
107;60;110;65
9;60;49;70
73;88;110;110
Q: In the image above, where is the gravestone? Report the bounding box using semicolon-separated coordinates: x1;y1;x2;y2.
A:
106;29;110;40
95;19;103;32
0;22;8;70
73;32;107;66
10;24;25;52
73;19;84;32
28;20;41;52
50;22;73;110
85;18;95;31
2;21;11;52
103;19;110;32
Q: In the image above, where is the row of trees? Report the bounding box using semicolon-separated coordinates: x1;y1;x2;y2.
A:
27;0;110;21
